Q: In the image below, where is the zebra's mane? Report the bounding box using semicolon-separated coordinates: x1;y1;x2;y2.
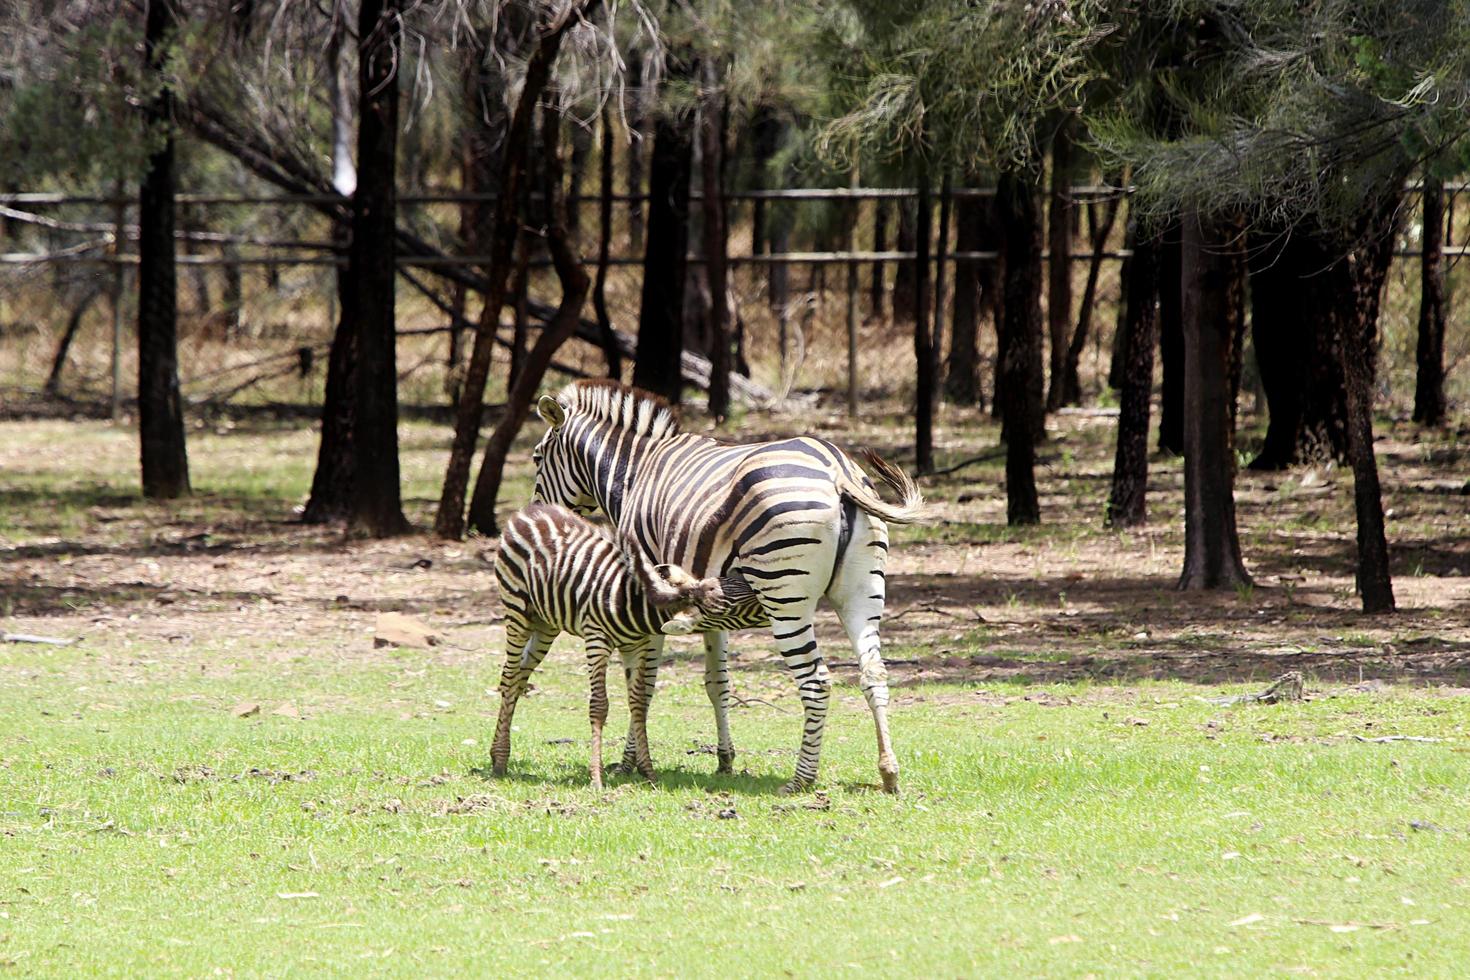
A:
557;380;681;440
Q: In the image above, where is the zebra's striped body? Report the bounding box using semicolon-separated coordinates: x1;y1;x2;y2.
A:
533;380;925;794
491;503;765;788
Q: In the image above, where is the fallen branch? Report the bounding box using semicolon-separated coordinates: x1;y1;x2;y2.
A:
923;447;1006;478
2;632;77;646
1352;735;1442;744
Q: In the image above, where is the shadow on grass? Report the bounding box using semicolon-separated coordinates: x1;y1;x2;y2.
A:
474;763;791;796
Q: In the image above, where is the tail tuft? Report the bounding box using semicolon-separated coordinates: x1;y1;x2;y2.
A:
842;449;929;525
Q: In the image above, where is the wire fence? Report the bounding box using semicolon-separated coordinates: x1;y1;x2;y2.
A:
0;182;1463;416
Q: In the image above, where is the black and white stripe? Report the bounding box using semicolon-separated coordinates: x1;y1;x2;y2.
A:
532;380;926;794
490;503;764;788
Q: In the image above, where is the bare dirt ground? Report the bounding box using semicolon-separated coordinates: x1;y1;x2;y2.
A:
2;396;1467;702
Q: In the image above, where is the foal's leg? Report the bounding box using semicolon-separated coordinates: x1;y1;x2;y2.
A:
624;635;662;782
828;514;899;793
584;636;613;790
490;626;556;776
702;630;735;774
610;647;641;776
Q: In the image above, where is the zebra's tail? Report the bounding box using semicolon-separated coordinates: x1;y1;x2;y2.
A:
843;449;929;525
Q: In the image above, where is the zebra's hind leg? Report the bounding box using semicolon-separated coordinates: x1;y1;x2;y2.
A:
624;636;662;783
585;636;613;790
490;626;556;776
762;595;829;796
702;630;735;774
827;514;899;794
609;647;641;777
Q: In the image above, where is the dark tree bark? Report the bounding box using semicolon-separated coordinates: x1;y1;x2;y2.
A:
1247;229;1353;469
632;54;696;406
45;288;102;398
436;2;589;540
750;104;780;257
893;199;917;322
1106;223;1158;528
303;251;356;524
996;170;1044;525
914;171;934;473
1156;226;1184;455
345;0;410;537
1107;224;1131;392
565;115;591;240
700;68;731;421
1062;190;1121;405
137;0;190;500
1177;211;1249;590
870;198;888;318
624;49;647;254
1414;176;1448;426
944;193;983;405
931;174;951;404
1342;209;1399;613
1045;125;1073;411
593;104;621;378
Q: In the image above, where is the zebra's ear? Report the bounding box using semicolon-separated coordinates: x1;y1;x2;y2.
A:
537;395;566;429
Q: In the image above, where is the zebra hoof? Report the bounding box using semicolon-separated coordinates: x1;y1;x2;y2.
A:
777;776;814;796
607;761;635;778
716;750;735;775
880;770;900;795
491;759;508;777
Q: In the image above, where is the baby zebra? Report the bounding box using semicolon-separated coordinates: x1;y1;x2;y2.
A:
491;503;764;788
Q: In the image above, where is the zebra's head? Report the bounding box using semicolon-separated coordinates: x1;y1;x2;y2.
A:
532;395;598;517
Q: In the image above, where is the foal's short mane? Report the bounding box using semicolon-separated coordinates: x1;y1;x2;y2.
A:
558;380;682;440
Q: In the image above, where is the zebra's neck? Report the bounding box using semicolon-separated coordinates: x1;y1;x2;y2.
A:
582;419;655;525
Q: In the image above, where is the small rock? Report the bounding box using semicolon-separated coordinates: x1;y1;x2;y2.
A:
272;703;301;719
374;612;441;649
231;702;261;718
717;808;738;820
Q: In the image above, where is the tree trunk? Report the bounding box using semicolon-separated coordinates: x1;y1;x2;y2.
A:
1045;125;1073;411
137;0;190;500
346;0;409;537
1062;191;1121;405
302;253;356;523
931;174;951;404
944;193;983;405
45;288;102;398
435;3;585;540
1106;223;1158;528
593;104;621;378
750;104;780;257
996;170;1043;525
1177;210;1249;590
700;67;731;422
632;57;696;406
1414;175;1447;426
1156;226;1184;456
625;48;647;254
914;170;934;473
870;198;888;318
304;0;361;523
466;139;590;536
1247;228;1353;469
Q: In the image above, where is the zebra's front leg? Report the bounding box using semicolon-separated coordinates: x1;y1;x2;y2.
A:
702;630;735;774
764;597;829;795
490;627;555;777
585;637;613;790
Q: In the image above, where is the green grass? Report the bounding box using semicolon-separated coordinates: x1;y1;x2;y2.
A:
3;636;1468;976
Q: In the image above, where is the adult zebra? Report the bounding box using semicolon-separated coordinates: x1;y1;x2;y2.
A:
532;380;926;794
